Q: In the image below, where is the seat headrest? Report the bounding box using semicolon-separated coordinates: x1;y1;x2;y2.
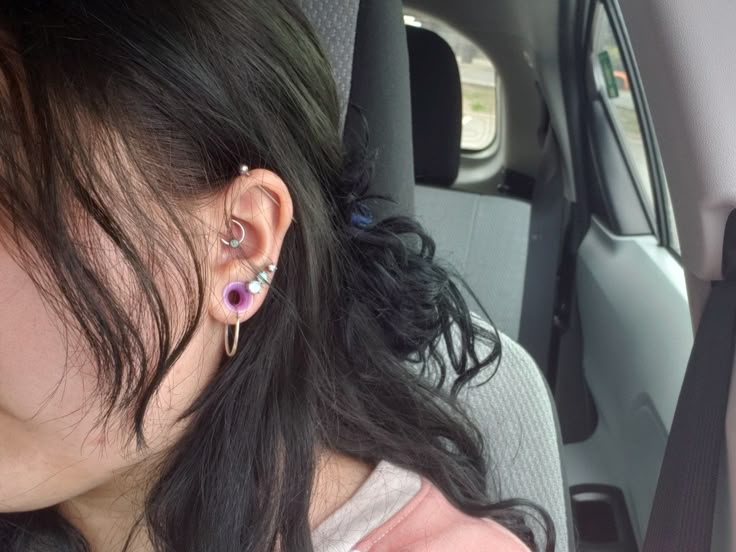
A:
343;1;415;218
299;0;415;219
297;0;360;132
407;27;462;188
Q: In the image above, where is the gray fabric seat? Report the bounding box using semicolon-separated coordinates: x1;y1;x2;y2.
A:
406;26;531;340
430;319;570;550
415;187;531;340
299;2;572;550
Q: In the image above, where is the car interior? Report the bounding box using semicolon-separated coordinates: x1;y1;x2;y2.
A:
299;0;733;551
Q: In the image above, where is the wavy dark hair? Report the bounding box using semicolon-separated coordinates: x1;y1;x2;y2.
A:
0;1;553;551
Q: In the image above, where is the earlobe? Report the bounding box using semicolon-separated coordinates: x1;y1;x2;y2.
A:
222;280;253;357
221;263;278;357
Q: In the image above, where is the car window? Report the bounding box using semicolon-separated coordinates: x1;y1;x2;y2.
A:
663;180;681;254
404;9;497;152
591;4;680;253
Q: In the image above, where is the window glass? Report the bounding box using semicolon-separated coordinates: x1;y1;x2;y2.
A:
404;10;497;151
592;6;680;253
592;10;653;212
663;179;681;254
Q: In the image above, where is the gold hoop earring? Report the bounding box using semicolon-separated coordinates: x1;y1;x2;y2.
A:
224;316;241;357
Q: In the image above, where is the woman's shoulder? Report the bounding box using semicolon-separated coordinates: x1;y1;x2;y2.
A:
353;478;530;552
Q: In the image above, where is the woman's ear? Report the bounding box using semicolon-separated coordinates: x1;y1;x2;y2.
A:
204;168;293;326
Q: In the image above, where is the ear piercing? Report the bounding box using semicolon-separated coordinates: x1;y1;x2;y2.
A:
223;281;254;312
246;263;277;295
222;263;278;357
237;163;287;213
223;281;254;357
221;219;246;249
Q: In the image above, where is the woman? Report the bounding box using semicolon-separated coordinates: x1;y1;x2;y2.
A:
0;1;552;551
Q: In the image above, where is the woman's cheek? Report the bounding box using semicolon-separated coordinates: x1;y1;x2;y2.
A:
0;245;90;420
0;237;213;511
0;247;121;511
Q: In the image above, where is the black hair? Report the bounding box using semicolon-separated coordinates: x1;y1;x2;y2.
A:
0;1;553;551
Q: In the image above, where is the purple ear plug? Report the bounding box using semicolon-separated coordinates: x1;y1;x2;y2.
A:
223;281;254;313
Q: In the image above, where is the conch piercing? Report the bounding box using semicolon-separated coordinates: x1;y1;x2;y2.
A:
246;263;277;295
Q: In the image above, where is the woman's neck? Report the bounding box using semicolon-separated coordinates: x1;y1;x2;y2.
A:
58;451;374;552
309;452;375;529
59;476;148;551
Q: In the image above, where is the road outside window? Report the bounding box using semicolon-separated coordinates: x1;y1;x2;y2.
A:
404;10;497;151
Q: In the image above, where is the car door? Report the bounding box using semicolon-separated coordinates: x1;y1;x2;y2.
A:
560;0;693;548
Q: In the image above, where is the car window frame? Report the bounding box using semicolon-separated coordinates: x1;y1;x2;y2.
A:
587;0;679;256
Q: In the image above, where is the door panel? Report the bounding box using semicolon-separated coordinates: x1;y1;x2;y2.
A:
565;217;692;542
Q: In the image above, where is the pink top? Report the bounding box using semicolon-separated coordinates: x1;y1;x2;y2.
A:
312;462;529;552
354;479;529;552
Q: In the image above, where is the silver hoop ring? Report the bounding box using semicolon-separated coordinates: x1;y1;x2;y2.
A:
221;220;246;248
